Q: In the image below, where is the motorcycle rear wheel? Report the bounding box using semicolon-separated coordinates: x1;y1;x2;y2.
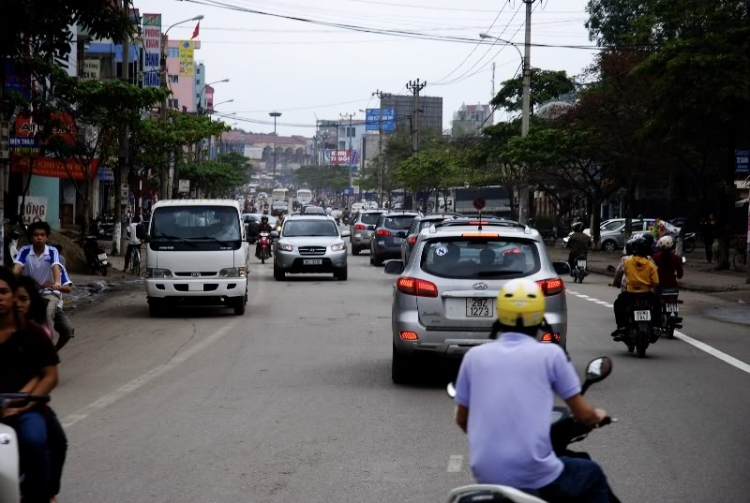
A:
637;331;648;358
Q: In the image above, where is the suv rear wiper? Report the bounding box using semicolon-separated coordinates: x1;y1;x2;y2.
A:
477;270;525;277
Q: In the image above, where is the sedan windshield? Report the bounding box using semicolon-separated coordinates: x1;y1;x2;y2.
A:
283;220;339;237
421;238;540;279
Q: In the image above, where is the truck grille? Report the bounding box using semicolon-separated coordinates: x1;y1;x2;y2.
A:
298;246;327;256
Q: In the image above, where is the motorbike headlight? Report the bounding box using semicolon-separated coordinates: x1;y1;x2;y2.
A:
277;243;293;252
331;243;346;252
219;267;246;278
147;268;173;278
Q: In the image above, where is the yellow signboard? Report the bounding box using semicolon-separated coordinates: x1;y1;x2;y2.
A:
179;40;195;76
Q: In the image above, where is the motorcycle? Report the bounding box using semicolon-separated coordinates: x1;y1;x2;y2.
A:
619;294;660;358
659;288;683;339
681;232;696;254
81;236;108;276
571;255;588;283
0;393;50;503
446;357;619;503
256;232;272;264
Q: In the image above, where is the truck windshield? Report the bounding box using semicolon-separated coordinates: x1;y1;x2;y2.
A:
151;206;240;242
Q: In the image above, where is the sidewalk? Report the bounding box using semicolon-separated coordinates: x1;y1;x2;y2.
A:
547;245;750;293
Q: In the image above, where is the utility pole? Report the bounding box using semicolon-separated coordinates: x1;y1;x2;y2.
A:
406;79;426;156
517;0;536;224
372;90;391;205
269;111;281;186
112;0;130;256
491;62;496;125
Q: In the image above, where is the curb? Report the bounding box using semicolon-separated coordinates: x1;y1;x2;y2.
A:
585;265;750;293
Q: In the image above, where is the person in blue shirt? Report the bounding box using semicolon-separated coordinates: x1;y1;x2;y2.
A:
454;278;613;502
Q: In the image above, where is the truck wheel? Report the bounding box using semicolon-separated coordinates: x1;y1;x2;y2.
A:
233;297;246;315
148;302;161;317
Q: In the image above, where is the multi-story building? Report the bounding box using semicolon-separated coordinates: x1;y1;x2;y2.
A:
221;131;313;178
379;94;443;134
165;39;201;112
194;62;207;113
451;103;493;138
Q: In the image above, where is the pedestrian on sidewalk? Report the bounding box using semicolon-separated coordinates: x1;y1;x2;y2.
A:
124;216;143;272
13;222;62;331
701;214;715;263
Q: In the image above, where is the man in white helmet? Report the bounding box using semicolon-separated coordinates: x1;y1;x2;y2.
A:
454;278;612;502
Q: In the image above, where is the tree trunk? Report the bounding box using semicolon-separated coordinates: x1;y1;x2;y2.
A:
172;148;182;198
590;195;601;247
624;178;637;238
160;163;169;201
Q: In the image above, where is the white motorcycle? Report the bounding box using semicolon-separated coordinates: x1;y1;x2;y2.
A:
0;393;49;503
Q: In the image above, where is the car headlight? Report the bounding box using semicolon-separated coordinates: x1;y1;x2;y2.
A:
147;268;173;278
331;243;346;252
277;243;293;252
219;267;246;278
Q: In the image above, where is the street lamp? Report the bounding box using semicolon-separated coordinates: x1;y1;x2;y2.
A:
269;112;282;184
208;99;234;113
198;78;229;115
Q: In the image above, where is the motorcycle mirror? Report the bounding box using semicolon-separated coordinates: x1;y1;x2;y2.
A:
446;381;457;398
584;357;613;384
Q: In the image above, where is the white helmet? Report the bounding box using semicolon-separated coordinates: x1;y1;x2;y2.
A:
657;236;674;250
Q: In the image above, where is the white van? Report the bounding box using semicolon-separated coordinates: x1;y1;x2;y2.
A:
271;188;288;202
296;189;313;205
145;199;249;316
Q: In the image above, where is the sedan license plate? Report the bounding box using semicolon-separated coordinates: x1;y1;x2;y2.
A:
634;310;651;321
466;298;493;317
97;253;107;260
577;260;586;268
303;259;323;265
666;303;679;313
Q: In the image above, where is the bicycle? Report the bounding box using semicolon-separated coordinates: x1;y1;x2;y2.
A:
129;244;142;276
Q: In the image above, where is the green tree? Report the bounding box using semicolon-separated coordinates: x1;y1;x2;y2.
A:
491;69;576;114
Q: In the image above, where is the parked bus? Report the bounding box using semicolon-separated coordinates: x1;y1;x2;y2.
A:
296;189;313;205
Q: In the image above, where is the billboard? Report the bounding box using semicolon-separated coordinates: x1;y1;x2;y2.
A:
179;40;195;76
365;108;396;132
81;59;101;80
142;14;162;87
327;150;359;166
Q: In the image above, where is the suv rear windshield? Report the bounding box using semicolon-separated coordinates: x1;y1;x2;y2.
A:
381;215;417;230
361;213;382;225
420;237;540;279
283;220;338;237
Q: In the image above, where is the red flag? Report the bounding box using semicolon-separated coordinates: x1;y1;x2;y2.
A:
190;21;200;40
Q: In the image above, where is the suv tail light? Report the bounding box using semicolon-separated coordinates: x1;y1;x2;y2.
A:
407;235;418;246
354;224;367;230
536;278;564;296
397;277;439;298
376;229;392;237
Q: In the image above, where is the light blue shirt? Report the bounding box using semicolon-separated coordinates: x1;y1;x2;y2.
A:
455;333;581;490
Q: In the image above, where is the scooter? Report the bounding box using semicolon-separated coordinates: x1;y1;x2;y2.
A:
257;232;271;264
0;393;50;503
571;254;588;283
659;288;683;339
81;236;108;276
446;357;619;503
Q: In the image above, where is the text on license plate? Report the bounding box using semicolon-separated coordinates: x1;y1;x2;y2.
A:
577;260;586;267
634;310;651;321
466;298;493;317
303;259;323;265
97;253;107;260
666;303;679;313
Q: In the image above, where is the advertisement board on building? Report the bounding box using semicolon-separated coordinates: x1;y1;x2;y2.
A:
327;150;359;166
179;40;195;76
17;197;48;225
3;60;31;100
736;150;750;174
142;13;162;87
82;59;101;80
97;167;115;181
365;108;397;132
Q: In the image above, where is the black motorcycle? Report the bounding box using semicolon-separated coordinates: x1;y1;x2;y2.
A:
446;357;620;503
621;294;659;358
659;288;682;339
81;236;108;276
571;254;588;284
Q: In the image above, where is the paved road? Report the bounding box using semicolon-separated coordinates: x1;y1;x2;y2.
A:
53;250;750;502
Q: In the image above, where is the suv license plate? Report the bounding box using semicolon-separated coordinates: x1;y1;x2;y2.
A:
467;298;492;317
303;259;323;265
634;310;651;321
666;303;679;313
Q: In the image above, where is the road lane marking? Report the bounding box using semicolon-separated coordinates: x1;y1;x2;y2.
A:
566;291;750;375
447;454;464;473
61;321;238;428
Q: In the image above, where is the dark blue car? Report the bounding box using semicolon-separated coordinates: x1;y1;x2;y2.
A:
370;212;419;266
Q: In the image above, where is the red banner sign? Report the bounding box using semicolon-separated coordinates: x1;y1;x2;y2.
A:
11;156;99;180
14;112;76;145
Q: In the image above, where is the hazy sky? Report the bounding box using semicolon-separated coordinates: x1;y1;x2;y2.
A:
138;0;596;136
